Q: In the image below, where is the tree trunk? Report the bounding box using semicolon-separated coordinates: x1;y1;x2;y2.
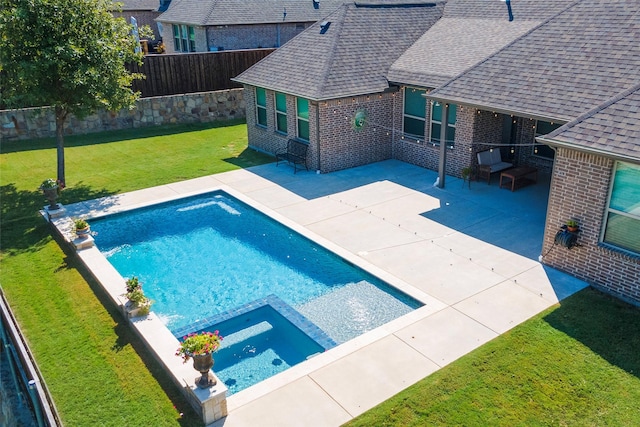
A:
55;106;67;186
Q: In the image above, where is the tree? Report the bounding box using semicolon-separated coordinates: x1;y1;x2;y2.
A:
0;0;143;185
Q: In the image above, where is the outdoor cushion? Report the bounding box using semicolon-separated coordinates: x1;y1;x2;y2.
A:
477;149;512;173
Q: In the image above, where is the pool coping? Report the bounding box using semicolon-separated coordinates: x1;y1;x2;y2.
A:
45;182;448;424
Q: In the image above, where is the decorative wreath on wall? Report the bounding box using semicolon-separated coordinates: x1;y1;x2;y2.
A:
352;109;367;131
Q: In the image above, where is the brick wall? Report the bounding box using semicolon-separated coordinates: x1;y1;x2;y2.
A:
244;85;289;160
208;23;309;51
113;11;161;39
318;94;394;173
0;89;245;142
161;25;208;53
393;87;476;178
542;148;640;304
243;86;394;173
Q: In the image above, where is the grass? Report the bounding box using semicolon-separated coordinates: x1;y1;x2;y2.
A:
2;120;640;426
0;120;273;426
346;288;640;426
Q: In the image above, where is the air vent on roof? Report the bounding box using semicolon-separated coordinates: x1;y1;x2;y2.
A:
320;21;331;34
313;0;320;9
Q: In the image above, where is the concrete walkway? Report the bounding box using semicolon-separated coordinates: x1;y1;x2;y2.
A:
203;160;587;426
69;159;588;426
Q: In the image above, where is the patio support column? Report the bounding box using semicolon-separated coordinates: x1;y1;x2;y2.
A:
438;102;449;188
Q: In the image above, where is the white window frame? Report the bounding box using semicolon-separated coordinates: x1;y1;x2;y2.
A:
173;24;196;52
429;102;457;147
274;92;287;134
601;161;640;255
296;97;309;141
255;87;267;127
402;87;426;139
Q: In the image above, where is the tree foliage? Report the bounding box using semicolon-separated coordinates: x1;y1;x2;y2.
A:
0;0;143;184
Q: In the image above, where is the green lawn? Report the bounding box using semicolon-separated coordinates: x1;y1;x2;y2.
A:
2;121;639;426
0;121;273;426
346;288;640;427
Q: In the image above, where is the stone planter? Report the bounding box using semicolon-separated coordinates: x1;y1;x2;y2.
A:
191;353;217;389
75;226;91;239
42;186;60;210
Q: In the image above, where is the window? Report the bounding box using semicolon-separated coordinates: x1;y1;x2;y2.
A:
534;120;561;159
296;97;309;141
603;162;640;254
430;102;457;146
403;88;426;138
275;92;287;134
173;24;195;52
255;88;267;127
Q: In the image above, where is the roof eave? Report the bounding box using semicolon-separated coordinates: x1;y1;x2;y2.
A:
537;136;640;164
232;78;399;102
425;93;572;123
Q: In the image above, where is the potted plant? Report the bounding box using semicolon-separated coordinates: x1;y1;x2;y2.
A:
176;331;223;388
566;220;579;232
124;276;151;316
461;166;473;188
39;178;62;209
74;218;91;239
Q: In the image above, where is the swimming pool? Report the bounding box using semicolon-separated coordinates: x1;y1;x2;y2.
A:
91;190;422;394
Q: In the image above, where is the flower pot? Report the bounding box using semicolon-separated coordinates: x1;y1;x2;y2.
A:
567;226;578;233
42;186;60;210
191;353;217;388
76;226;91;239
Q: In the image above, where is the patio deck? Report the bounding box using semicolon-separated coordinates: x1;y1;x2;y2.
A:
67;159;588;426
208;160;587;426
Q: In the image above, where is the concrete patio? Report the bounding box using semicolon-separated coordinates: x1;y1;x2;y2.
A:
66;159;588;426
207;159;587;426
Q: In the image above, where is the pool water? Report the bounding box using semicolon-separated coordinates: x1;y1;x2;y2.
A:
198;304;328;395
91;191;422;393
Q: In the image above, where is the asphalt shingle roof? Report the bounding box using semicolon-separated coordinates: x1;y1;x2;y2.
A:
119;0;159;11
234;1;445;100
388;0;576;89
157;0;346;25
427;0;640;122
539;83;640;160
388;18;540;89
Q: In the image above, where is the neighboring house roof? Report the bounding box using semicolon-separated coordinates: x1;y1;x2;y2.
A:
234;0;445;100
538;83;640;161
119;0;159;11
157;0;346;26
427;0;640;122
388;0;575;89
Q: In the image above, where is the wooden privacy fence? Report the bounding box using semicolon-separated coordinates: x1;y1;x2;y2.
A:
127;49;275;98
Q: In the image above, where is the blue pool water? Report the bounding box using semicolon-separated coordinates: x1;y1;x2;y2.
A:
193;302;329;395
91;190;422;393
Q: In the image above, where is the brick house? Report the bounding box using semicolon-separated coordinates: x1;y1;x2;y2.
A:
234;0;639;304
113;0;168;40
156;0;345;53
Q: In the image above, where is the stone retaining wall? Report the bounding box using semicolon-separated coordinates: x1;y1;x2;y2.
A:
0;89;245;142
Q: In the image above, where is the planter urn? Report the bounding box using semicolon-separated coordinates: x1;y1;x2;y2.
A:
42;186;60;210
76;226;91;239
191;353;217;388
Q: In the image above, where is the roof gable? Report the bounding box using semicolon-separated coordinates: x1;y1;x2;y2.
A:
119;0;160;11
234;1;444;100
540;83;640;161
158;0;346;26
388;0;576;89
427;0;640;122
